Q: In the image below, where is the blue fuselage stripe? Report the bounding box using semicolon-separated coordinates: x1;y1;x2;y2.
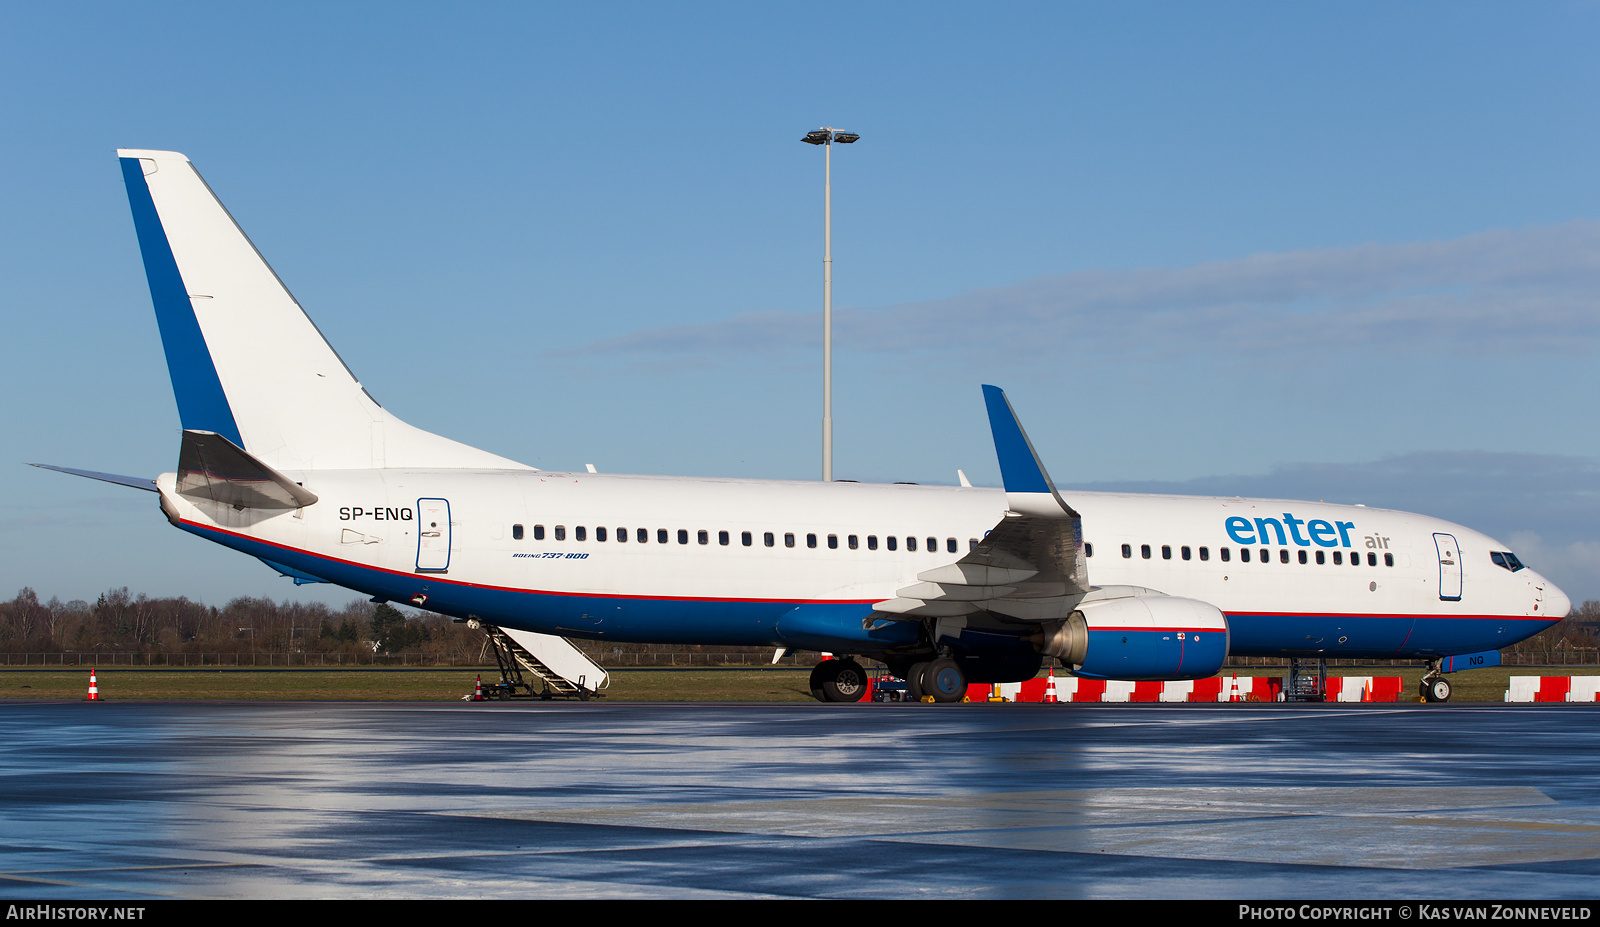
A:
178;520;1560;658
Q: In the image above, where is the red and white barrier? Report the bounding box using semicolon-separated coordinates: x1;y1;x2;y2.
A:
1505;676;1600;702
958;674;1408;703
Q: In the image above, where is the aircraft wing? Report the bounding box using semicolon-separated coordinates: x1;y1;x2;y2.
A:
875;385;1090;623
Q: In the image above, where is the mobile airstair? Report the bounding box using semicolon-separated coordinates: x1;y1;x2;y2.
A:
468;619;609;700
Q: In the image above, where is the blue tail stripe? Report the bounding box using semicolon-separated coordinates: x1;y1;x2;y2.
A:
119;157;243;448
982;385;1051;494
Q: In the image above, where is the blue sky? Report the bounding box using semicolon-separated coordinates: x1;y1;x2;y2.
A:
5;2;1600;607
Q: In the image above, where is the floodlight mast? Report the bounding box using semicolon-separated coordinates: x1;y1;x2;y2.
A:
800;127;858;482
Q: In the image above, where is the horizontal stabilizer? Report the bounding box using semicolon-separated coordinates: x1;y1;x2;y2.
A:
178;430;318;509
29;464;158;492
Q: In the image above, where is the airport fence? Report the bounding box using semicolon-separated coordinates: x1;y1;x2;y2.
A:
0;649;820;668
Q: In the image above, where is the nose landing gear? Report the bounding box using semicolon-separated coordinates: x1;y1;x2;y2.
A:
1420;660;1453;702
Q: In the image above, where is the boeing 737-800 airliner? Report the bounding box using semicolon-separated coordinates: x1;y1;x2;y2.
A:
36;150;1571;703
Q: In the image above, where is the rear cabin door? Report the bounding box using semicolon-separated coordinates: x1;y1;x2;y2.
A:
416;498;452;572
1434;533;1462;601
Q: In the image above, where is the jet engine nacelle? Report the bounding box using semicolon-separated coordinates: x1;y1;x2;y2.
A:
1033;593;1230;681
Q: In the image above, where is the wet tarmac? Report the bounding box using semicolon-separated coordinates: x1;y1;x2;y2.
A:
1;701;1597;899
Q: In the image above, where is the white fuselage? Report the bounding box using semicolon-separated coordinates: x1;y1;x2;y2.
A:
155;468;1565;658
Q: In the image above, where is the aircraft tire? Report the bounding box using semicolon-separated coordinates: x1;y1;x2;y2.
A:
906;662;931;701
924;658;966;703
1423;678;1452;703
821;660;870;703
810;662;835;702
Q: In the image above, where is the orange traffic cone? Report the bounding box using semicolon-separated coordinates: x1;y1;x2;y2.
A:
1044;666;1059;703
1228;676;1241;703
473;675;484;701
86;668;100;701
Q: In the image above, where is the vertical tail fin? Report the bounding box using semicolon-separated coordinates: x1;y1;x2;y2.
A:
117;149;527;472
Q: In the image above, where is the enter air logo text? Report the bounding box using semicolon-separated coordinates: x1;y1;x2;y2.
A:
1225;514;1357;548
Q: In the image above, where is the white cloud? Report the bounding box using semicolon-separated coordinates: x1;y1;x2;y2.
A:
567;220;1600;366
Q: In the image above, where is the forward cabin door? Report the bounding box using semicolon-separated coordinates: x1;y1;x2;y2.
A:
416;498;452;572
1434;533;1462;601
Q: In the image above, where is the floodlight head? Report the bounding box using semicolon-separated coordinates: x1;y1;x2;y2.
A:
802;130;832;145
832;132;860;144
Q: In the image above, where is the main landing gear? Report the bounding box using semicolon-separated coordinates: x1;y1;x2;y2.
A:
810;659;870;702
1420;660;1453;702
881;656;967;703
908;658;966;703
809;656;970;703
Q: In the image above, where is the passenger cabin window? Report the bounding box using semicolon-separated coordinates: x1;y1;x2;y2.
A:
848;535;859;550
1161;545;1172;560
1240;548;1250;563
1219;547;1230;562
1315;551;1325;565
1121;544;1132;559
555;526;567;541
1278;549;1288;564
575;526;586;541
828;534;838;550
512;524;523;540
1141;544;1151;560
926;537;937;553
1333;551;1342;565
867;536;877;550
907;537;918;552
656;528;666;543
1298;550;1307;564
1181;546;1190;561
596;527;607;542
617;527;627;543
886;536;897;551
534;525;545;540
718;530;730;546
637;528;647;543
1198;546;1209;561
785;532;795;548
698;530;709;545
1384;553;1394;567
807;534;817;549
1085;543;1093;557
946;538;957;553
678;529;689;545
1368;552;1377;566
742;531;752;547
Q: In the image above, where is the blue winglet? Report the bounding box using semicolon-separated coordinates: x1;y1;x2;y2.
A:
982;385;1054;494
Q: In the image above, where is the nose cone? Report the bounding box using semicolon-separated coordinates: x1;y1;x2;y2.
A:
1542;576;1572;619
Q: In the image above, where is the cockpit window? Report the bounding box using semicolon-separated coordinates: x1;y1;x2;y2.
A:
1490;551;1526;572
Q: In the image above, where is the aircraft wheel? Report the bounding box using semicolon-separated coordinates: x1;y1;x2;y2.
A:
809;661;834;702
906;662;931;701
924;658;966;703
821;660;869;703
1424;678;1452;703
